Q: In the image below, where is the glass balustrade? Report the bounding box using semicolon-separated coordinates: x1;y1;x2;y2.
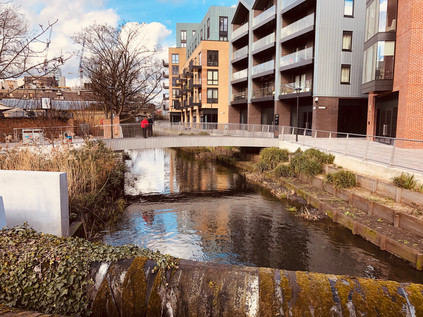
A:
280;79;312;95
252;32;275;52
252;60;275;76
233;45;248;60
253;5;276;27
280;47;313;67
281;13;314;38
232;22;249;40
232;69;248;81
281;0;299;10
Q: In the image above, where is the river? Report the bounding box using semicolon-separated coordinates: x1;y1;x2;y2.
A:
103;148;423;283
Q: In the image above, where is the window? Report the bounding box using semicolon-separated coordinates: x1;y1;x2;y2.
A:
172;76;178;86
207;50;218;66
341;65;351;84
207;18;210;39
365;0;397;41
171;54;179;64
344;0;354;16
181;43;186;48
362;41;395;83
171;65;179;75
200;29;203;40
198;52;202;65
207;70;218;85
172;88;179;98
219;16;228;41
181;30;187;41
207;88;218;103
192;30;196;37
342;31;353;51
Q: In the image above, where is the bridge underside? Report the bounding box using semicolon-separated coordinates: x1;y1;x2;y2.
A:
104;136;279;151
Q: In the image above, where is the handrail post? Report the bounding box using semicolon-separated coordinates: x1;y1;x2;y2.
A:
389;139;396;166
302;128;306;146
344;133;349;155
364;135;370;161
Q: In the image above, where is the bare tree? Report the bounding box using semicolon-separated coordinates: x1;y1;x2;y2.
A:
74;23;163;122
0;4;65;79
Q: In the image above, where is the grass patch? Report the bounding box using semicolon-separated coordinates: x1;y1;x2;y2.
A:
326;170;356;188
392;173;417;190
259;147;290;169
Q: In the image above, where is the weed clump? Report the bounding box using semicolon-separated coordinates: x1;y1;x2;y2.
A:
273;163;295;178
326;170;357;188
259;147;290;169
392;173;417;190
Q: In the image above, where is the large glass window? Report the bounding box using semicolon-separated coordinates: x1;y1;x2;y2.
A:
219;16;228;41
207;70;218;85
342;31;353;51
365;0;397;41
207;50;218;66
171;54;179;64
362;41;395;83
344;0;354;17
207;88;218;103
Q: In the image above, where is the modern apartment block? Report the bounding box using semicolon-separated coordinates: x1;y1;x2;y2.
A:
363;0;423;147
229;0;368;134
166;6;235;124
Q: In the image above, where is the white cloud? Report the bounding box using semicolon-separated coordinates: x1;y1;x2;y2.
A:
11;0;172;87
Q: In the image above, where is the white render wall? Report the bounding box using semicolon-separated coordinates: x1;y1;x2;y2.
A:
0;170;69;237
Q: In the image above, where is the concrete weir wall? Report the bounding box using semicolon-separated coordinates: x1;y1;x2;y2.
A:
0;170;69;237
90;257;423;316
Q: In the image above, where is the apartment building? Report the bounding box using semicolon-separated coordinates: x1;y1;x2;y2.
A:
363;0;423;147
229;0;368;134
166;6;235;124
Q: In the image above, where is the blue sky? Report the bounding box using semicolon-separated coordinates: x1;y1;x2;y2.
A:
106;0;237;42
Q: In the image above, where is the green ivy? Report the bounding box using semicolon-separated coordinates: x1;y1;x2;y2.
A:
0;225;178;316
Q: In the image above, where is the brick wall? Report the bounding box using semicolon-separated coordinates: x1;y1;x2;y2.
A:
312;97;339;133
394;0;423;147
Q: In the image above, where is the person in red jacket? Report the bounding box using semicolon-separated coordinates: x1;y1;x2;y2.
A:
141;117;149;138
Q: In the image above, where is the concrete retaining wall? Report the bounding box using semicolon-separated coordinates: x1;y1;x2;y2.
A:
89;257;423;316
0;170;69;236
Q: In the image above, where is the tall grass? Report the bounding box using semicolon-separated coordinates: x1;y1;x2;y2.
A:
0;141;125;239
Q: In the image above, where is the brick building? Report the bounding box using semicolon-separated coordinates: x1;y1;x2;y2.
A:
363;0;423;147
165;6;235;124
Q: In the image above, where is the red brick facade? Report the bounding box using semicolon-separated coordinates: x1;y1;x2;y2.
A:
394;0;423;146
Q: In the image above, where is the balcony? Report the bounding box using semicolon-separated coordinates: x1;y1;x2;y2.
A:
281;13;314;41
190;78;202;87
189;59;202;71
280;47;313;70
232;69;248;82
189;96;201;106
232;45;248;61
252;60;275;77
232;22;249;41
280;79;312;96
162;59;169;67
172;100;181;110
163;93;169;100
281;0;303;11
163;71;169;79
231;91;248;103
253;5;276;29
252;86;274;99
252;32;275;54
163;82;169;89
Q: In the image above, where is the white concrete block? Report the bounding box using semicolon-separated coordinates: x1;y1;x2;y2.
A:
0;170;69;237
0;196;6;229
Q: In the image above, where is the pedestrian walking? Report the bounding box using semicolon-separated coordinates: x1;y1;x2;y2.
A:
141;117;149;138
147;116;154;137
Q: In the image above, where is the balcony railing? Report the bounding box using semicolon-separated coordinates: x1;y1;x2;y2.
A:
189;96;201;105
252;60;275;76
280;79;312;95
162;59;169;67
252;87;274;99
280;47;313;68
163;71;169;78
231;91;247;102
232;22;249;40
253;5;276;27
252;32;275;52
281;0;300;10
163;82;169;89
232;69;248;81
281;13;314;38
233;45;248;60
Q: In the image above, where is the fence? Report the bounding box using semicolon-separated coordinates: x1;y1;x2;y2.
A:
2;122;423;174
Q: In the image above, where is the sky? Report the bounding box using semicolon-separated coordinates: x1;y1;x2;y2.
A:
12;0;237;87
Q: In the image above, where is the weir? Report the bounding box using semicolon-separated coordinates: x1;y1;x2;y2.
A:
90;257;423;316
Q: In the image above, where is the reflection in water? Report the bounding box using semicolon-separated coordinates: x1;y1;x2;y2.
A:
104;149;423;283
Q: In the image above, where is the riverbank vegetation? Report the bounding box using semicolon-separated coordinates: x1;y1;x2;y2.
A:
0;224;178;316
0;141;125;239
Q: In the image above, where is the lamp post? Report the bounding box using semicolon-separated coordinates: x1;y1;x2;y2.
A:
108;86;115;139
295;86;302;142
